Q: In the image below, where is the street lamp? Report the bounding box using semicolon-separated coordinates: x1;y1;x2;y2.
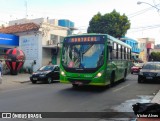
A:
137;1;160;11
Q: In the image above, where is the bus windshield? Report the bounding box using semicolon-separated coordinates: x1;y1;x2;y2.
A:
62;43;104;69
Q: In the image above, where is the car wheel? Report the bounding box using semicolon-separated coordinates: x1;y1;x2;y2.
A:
131;72;133;74
47;77;52;84
31;80;37;84
138;76;142;83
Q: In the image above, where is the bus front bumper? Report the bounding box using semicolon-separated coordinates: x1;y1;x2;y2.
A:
60;77;109;86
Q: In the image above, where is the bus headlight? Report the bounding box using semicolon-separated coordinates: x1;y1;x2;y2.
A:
61;71;66;76
95;70;104;78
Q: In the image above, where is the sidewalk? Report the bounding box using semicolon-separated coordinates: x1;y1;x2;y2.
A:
2;73;31;84
0;73;31;90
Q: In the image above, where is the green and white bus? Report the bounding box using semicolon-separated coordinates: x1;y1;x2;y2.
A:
60;33;132;87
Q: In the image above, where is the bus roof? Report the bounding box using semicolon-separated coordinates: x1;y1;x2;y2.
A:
65;33;131;49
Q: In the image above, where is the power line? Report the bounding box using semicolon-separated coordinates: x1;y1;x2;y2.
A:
129;25;160;33
128;7;154;18
131;24;160;29
127;3;160;18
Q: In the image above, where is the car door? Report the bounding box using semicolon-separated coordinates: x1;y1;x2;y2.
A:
53;66;60;79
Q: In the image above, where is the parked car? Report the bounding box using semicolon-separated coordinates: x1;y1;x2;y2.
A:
131;63;144;74
138;62;160;83
30;65;60;84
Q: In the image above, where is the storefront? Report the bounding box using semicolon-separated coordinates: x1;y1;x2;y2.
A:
0;33;19;59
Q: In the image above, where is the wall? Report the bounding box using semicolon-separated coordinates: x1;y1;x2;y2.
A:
138;38;155;62
41;23;68;46
41;23;68;66
19;34;42;72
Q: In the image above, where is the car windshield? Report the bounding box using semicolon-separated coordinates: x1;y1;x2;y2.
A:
38;66;54;71
143;63;160;70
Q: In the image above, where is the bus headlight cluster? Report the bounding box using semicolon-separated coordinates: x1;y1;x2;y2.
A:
97;73;102;77
95;70;104;78
61;71;66;76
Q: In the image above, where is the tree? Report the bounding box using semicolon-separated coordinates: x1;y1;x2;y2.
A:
87;10;131;38
150;52;160;61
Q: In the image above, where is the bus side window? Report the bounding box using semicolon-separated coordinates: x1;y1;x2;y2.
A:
128;48;130;60
113;42;117;59
122;46;124;59
126;48;128;60
124;47;126;59
118;44;121;60
116;44;118;59
108;45;112;60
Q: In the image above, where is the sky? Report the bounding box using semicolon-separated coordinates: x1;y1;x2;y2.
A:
0;0;160;44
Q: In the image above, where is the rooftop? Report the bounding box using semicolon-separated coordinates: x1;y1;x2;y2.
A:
0;23;40;34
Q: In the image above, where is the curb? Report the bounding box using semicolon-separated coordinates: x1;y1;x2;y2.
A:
151;90;160;103
20;80;31;83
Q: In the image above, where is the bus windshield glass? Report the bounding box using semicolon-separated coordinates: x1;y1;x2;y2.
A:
62;43;104;69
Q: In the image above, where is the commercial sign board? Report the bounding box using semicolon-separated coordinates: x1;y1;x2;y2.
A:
0;33;19;46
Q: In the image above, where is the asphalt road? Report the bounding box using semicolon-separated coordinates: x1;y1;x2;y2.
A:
0;74;160;121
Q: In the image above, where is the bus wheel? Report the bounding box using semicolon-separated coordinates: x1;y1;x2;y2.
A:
122;69;127;82
110;72;115;87
72;84;79;88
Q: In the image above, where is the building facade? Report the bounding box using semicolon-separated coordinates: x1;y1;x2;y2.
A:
0;18;74;72
138;38;155;62
121;37;141;62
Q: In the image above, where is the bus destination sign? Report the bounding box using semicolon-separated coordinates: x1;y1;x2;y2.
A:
64;36;104;43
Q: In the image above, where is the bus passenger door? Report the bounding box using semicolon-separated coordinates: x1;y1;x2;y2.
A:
106;45;113;80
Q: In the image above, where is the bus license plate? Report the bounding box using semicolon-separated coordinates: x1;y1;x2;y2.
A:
75;81;83;85
146;77;153;79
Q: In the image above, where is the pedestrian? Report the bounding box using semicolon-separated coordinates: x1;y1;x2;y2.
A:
0;60;3;84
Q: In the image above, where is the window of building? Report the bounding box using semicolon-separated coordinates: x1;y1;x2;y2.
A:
50;34;58;44
60;36;64;43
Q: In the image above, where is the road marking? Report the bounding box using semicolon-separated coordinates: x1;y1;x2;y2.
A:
113;84;130;92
